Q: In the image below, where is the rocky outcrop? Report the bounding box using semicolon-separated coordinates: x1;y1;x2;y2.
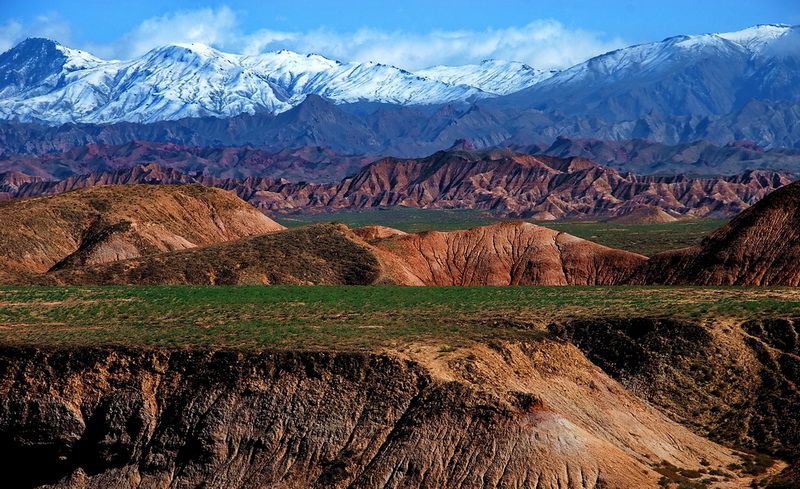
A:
0;185;284;283
629;179;800;285
0;342;745;488
370;221;647;285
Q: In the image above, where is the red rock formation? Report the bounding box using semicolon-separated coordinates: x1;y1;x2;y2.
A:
370;221;647;286
4;148;791;220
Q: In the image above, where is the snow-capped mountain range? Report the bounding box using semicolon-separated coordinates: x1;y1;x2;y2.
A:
0;39;502;124
494;23;800;119
0;24;798;125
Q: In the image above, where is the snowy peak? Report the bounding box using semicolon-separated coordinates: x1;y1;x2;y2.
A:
0;38;102;97
417;59;556;95
0;39;496;123
717;24;795;52
493;23;800;121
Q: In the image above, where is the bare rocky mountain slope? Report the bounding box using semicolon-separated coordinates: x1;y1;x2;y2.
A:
4;96;800;157
2;148;791;220
516;136;800;176
0;185;283;284
629;179;800;285
0;343;749;489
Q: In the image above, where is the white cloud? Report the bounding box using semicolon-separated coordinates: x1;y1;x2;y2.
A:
0;13;73;54
239;19;627;70
4;7;627;71
85;7;241;60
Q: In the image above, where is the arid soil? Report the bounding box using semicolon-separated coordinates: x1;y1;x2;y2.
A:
25;221;644;287
368;221;646;285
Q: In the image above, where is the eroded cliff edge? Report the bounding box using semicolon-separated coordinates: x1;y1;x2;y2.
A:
0;340;746;489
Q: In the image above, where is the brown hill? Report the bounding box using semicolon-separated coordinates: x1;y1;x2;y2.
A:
629;180;800;285
370;221;647;285
0;185;283;284
605;206;679;225
3;148;792;220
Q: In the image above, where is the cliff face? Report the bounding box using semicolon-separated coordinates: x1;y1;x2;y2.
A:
0;341;744;489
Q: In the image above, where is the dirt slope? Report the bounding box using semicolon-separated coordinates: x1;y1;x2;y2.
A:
0;185;283;284
630;180;800;285
550;316;800;483
370;221;647;285
605;206;678;224
0;342;749;489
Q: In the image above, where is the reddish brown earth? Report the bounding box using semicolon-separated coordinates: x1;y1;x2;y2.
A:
369;221;646;286
251;149;791;219
1;148;791;220
0;185;283;284
605;206;679;224
629;179;800;285
30;221;644;287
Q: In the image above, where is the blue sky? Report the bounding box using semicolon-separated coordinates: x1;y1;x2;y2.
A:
2;1;799;69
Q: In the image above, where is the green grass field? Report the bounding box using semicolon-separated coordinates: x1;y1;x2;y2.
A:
539;219;727;256
276;209;727;256
1;286;797;350
277;208;500;233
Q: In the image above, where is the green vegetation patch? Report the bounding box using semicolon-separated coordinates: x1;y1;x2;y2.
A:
276;208;727;256
276;208;499;233
1;286;800;350
537;219;728;256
